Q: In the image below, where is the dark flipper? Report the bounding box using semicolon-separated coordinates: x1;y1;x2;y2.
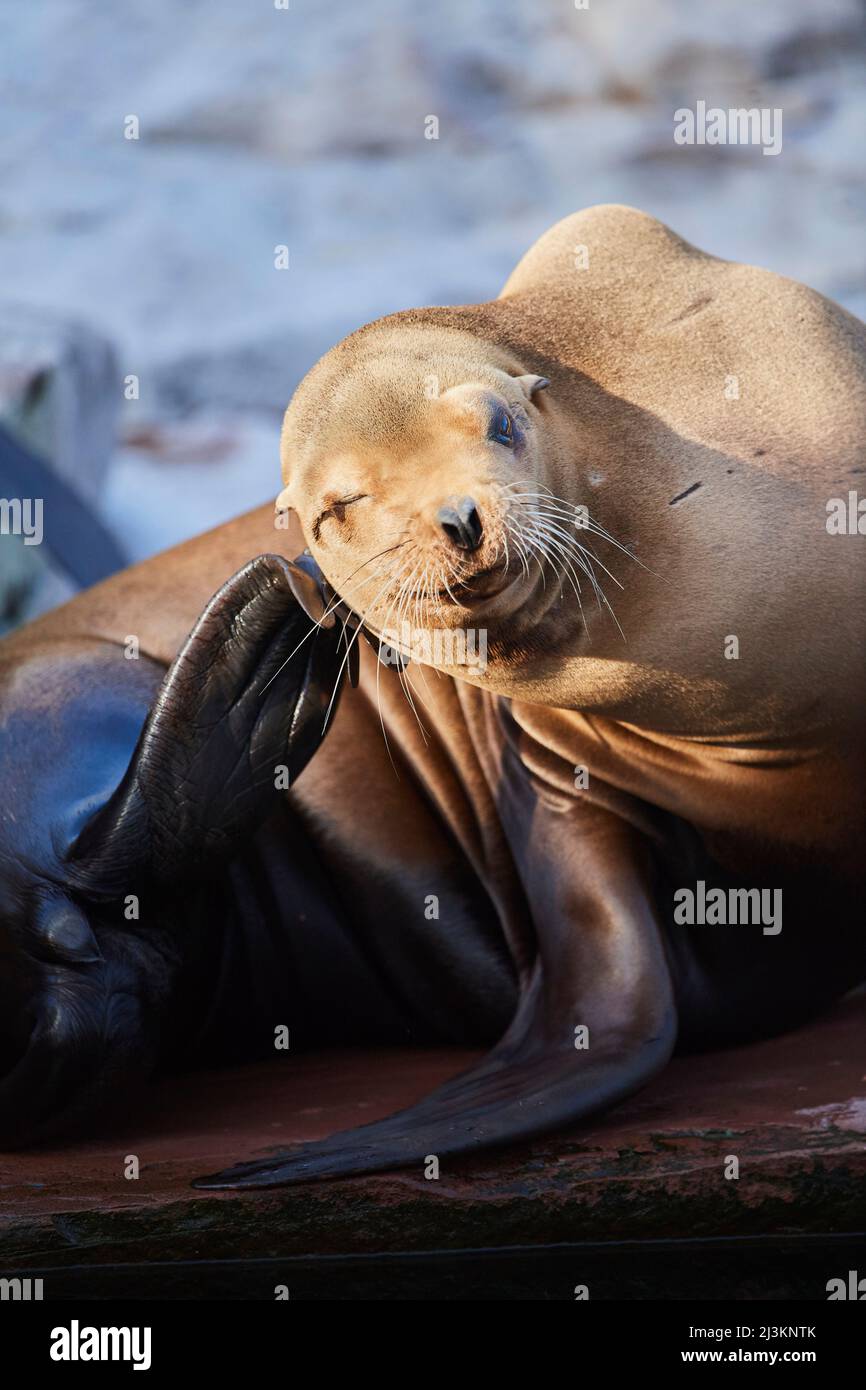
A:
0;553;345;1144
194;976;674;1188
195;756;676;1188
68;553;341;893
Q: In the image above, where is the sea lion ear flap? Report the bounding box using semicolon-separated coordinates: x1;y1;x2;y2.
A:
272;489;331;626
514;373;550;402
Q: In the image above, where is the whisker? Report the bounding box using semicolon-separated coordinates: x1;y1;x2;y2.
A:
258;541;409;697
528;516;624;637
504;494;624;638
321;558;408;731
507;484;652;571
528;513;625;595
376;551;431;741
523;519;587;625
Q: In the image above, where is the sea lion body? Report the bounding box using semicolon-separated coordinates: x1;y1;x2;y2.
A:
274;202;865;1042
0;206;862;1183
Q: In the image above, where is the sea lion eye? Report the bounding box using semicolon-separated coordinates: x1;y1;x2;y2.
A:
491;410;514;446
311;493;368;541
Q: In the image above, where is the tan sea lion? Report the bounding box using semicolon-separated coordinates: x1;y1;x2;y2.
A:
0;205;862;1187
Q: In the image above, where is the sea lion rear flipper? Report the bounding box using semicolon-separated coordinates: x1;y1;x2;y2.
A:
193;990;675;1189
193;794;677;1189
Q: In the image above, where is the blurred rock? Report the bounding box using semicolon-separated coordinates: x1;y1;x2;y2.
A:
0;306;120;629
0;305;118;503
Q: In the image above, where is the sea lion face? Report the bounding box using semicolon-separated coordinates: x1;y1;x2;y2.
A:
279;358;586;672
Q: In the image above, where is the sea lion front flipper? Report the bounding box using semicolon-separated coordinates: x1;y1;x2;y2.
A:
0;552;346;1145
194;791;676;1188
68;553;345;893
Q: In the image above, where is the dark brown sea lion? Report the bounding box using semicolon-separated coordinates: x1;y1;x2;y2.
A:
0;205;862;1187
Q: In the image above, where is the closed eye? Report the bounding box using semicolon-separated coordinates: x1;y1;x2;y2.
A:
312;493;368;541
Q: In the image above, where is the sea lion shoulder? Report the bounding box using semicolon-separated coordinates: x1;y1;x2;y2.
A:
498;203;716;300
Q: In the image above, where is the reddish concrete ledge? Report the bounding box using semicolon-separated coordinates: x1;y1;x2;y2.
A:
0;994;863;1274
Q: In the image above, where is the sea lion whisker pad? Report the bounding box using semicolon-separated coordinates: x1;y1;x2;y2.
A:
0;205;861;1189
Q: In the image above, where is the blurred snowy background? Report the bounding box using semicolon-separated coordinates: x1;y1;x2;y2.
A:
1;0;864;619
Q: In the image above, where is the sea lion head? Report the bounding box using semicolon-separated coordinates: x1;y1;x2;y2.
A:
278;318;630;690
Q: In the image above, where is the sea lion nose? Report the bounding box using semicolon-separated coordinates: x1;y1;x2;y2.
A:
437;497;483;552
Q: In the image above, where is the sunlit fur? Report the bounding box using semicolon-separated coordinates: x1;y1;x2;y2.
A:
277;204;866;744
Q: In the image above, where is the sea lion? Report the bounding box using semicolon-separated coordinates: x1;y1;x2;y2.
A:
0;205;862;1188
